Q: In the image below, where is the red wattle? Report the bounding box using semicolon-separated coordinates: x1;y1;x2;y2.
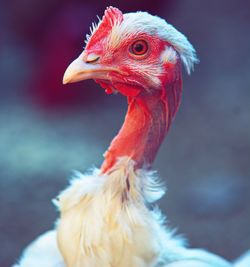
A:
113;83;141;97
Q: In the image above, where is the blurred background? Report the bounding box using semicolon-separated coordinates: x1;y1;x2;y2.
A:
0;0;249;266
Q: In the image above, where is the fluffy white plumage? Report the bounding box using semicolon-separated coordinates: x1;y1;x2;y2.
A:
55;158;185;267
13;231;64;267
14;158;249;267
233;251;250;267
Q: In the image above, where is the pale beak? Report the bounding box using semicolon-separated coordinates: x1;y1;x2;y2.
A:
63;52;109;84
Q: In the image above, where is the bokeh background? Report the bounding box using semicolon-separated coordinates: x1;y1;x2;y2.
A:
0;0;250;266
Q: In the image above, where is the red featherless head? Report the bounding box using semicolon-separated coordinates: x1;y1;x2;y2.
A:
64;6;197;98
63;7;198;170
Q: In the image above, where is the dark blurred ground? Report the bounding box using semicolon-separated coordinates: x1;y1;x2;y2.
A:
0;1;250;266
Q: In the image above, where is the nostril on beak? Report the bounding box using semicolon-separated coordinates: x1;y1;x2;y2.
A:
85;53;100;63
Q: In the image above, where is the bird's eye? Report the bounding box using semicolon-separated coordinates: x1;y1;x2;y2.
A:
130;40;148;57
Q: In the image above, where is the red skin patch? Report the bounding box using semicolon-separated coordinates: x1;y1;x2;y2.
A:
86;7;123;51
100;61;182;173
84;7;183;172
88;33;176;94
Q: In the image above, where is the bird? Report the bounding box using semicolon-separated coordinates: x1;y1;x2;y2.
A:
14;6;250;267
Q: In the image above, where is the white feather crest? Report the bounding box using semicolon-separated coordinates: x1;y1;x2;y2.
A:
125;12;198;74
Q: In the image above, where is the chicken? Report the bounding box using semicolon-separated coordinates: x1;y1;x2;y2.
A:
14;6;250;267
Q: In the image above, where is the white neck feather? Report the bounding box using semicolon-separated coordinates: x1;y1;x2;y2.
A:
55;157;184;267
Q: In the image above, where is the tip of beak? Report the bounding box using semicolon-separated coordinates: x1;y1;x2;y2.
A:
62;77;69;85
62;70;71;84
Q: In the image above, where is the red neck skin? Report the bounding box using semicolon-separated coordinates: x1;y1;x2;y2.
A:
101;77;182;174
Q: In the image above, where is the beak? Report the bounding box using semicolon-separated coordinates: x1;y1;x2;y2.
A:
63;52;109;84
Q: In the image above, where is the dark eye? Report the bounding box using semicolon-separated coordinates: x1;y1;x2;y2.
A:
130;40;148;56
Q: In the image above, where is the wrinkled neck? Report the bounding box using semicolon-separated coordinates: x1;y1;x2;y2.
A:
101;82;181;173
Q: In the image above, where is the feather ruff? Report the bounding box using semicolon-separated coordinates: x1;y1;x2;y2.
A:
54;157;185;267
15;157;239;267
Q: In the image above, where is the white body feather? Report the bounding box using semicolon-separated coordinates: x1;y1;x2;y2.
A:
55;158;185;267
13;230;64;267
14;157;248;267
